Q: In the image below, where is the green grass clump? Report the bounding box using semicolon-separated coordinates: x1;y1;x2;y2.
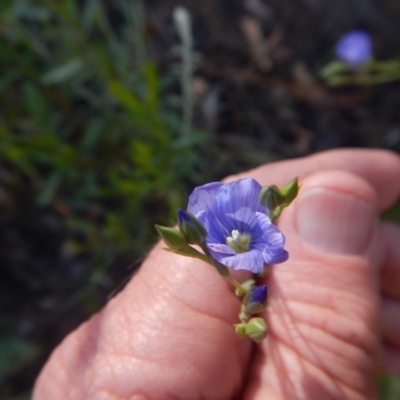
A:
0;2;208;396
0;0;205;270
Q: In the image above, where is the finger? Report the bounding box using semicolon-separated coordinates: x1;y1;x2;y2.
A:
234;148;400;210
34;243;253;400
243;170;382;399
381;222;400;298
280;169;379;258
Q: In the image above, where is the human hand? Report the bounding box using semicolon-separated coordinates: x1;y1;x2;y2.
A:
33;149;400;400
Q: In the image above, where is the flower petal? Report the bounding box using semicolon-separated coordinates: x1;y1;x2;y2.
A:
196;210;227;244
217;249;265;273
207;245;236;266
335;30;372;66
214;179;267;234
187;182;224;215
215;178;265;216
219;208;258;235
208;243;235;255
186;178;289;273
253;212;288;264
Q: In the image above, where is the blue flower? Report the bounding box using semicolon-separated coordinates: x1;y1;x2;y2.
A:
335;30;372;66
187;178;288;273
249;285;268;305
245;285;268;314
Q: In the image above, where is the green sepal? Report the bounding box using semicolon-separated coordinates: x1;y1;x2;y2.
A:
262;177;300;222
235;279;256;297
209;257;230;277
163;246;209;263
269;205;283;223
259;184;285;210
245;317;268;342
239;304;250;322
234;323;247;339
155;225;188;250
235;318;268;342
243;292;267;314
199;244;230;277
177;209;208;245
280;177;300;205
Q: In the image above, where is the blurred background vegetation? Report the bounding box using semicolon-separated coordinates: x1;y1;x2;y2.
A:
0;0;400;398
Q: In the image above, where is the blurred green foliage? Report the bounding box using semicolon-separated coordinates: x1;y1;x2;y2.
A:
382;199;400;224
380;375;400;400
0;336;39;379
0;1;208;396
0;0;205;267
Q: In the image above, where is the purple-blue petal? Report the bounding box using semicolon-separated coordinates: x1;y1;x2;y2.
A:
215;178;266;216
177;208;192;226
208;243;236;254
195;210;227;244
335;30;372;66
253;212;288;264
187;182;223;215
184;177;289;272
215;206;262;237
207;244;236;264
217;249;265;273
249;285;268;305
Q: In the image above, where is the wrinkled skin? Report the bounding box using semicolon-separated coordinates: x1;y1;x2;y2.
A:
33;149;400;400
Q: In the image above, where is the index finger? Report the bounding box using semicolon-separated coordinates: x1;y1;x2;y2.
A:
233;148;400;211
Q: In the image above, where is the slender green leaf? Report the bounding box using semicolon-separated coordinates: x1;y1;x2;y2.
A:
42;58;83;84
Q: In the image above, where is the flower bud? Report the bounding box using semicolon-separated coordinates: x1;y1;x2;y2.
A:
245;317;268;342
243;285;268;314
155;225;189;250
177;209;208;245
280;177;300;205
259;185;285;210
235;279;255;297
234;323;247;339
335;30;372;66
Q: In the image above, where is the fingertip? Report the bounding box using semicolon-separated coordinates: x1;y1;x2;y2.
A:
229;148;400;210
295;169;378;205
279;169;378;257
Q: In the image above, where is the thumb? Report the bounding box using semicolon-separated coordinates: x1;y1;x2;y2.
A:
291;169;377;257
247;170;382;399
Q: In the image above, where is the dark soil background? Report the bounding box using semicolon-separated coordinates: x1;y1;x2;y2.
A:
2;0;400;398
171;0;400;158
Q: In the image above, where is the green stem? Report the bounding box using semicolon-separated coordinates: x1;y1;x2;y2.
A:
226;276;246;293
200;244;247;291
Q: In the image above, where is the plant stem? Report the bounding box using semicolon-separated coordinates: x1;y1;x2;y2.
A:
226;276;246;293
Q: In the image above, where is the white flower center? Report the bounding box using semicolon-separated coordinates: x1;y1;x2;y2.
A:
226;230;251;253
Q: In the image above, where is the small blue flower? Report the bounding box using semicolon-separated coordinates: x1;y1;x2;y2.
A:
245;285;268;314
187;178;288;273
249;285;268;305
335;30;372;66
